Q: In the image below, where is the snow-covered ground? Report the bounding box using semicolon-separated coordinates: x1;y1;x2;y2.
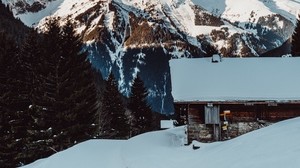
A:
23;117;300;168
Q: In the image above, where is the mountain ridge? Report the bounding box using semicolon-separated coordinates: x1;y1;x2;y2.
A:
3;0;299;113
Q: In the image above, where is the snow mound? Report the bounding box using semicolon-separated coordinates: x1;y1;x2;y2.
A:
23;118;300;168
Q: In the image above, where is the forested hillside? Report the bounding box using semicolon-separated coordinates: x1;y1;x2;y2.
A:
0;2;163;166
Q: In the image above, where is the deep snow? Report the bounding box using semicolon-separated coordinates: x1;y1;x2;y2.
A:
23;117;300;168
170;57;300;102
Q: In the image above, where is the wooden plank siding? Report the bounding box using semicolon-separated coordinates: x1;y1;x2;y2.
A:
176;102;300;123
187;104;205;124
205;106;220;124
175;102;300;143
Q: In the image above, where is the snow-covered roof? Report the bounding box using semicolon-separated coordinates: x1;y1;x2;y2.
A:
170;57;300;102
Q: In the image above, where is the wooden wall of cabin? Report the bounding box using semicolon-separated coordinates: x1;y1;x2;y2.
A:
175;102;300;143
174;104;206;125
264;104;300;121
188;104;205;124
221;103;300;122
174;104;188;125
220;104;257;122
175;102;300;124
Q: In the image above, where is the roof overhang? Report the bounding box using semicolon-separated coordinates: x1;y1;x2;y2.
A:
174;100;300;105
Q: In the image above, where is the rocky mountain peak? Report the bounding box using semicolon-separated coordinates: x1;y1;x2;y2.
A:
3;0;299;113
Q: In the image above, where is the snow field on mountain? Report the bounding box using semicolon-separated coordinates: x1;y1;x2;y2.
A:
23;117;300;168
7;0;300;42
38;0;100;31
8;0;64;26
5;0;300;35
192;0;300;23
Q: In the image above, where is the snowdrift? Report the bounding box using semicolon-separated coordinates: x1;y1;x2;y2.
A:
23;117;300;168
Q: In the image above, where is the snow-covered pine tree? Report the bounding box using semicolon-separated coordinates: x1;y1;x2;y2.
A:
128;75;153;136
101;72;129;139
291;14;300;56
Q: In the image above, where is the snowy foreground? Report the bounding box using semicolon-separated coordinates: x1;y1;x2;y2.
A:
23;117;300;168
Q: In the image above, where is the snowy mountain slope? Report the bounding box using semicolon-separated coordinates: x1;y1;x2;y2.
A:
193;0;299;47
22;117;300;168
2;0;64;26
193;0;300;22
3;0;300;113
36;0;200;113
6;0;300;55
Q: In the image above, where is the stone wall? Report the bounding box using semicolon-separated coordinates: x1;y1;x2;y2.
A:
188;121;273;143
188;124;213;143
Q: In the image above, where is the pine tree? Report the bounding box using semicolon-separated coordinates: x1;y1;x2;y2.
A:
17;29;53;164
29;17;62;157
8;32;35;166
0;32;19;168
30;18;99;153
205;44;218;57
55;19;98;148
0;23;42;168
91;69;105;137
291;14;300;56
19;29;41;96
0;4;46;167
0;0;14;19
128;75;153;136
0;16;100;166
0;32;32;167
101;72;129;139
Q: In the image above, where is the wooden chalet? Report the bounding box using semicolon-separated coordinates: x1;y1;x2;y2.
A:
170;56;300;143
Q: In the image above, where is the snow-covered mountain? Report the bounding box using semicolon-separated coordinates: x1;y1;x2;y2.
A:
3;0;300;113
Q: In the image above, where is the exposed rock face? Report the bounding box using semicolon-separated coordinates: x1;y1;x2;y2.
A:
14;1;45;13
4;0;52;14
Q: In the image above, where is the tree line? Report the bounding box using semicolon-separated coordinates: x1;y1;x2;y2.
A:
0;16;153;167
291;15;300;56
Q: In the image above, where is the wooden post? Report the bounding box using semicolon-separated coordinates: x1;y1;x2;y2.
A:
213;124;216;141
187;104;190;144
213;124;220;141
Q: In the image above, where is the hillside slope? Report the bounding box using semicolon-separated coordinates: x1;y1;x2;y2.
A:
0;1;29;44
23;117;300;168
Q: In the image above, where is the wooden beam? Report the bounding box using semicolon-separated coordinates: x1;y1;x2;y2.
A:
174;100;300;105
